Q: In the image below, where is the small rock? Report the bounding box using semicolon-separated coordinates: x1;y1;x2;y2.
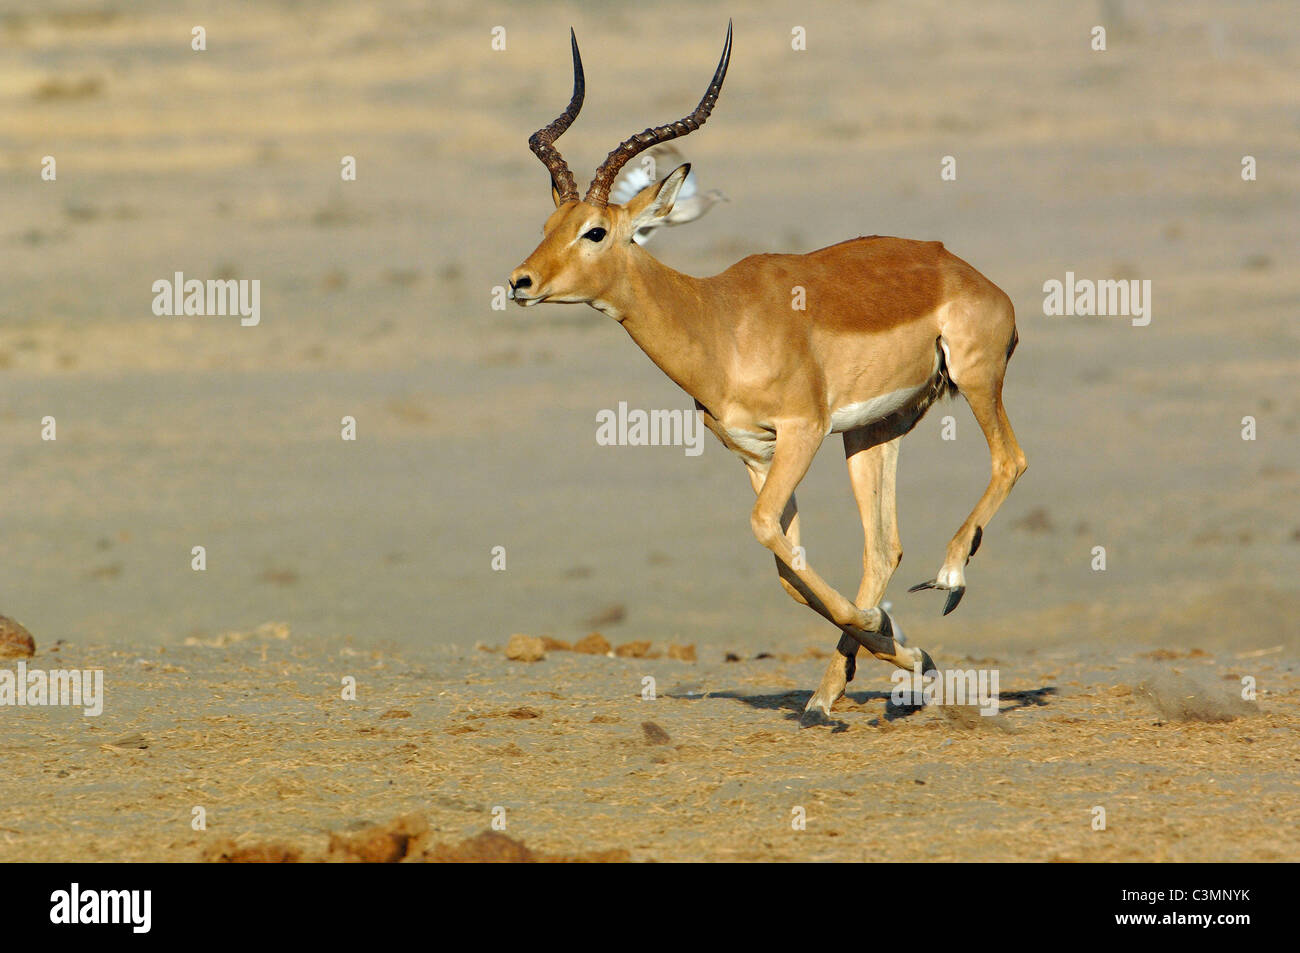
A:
539;636;572;651
424;830;534;863
573;632;611;655
641;721;672;745
328;814;429;863
506;706;541;719
614;640;652;658
380;709;412;719
667;643;697;661
0;616;35;659
504;634;546;662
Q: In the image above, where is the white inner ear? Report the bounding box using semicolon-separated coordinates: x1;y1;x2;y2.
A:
630;170;687;232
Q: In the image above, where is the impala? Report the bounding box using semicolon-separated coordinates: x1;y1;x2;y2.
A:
509;24;1027;720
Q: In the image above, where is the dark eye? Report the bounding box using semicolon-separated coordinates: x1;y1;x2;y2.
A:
582;227;607;242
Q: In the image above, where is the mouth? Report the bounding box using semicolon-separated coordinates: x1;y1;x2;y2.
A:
508;283;547;307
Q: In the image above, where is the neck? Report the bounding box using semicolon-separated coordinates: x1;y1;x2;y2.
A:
590;250;720;408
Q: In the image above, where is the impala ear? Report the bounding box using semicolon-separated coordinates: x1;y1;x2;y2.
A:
626;164;690;233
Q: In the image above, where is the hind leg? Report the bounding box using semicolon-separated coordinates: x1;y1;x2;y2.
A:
911;316;1027;614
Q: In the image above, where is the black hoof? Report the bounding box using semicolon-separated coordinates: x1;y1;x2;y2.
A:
909;580;966;615
835;632;859;683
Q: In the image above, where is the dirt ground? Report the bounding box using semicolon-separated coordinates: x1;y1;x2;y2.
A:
0;1;1297;861
0;621;1296;862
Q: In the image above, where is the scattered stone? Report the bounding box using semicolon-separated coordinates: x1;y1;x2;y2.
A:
667;643;697;661
614;640;652;658
573;632;611;655
504;634;546;662
424;830;534;862
506;706;541;719
540;636;572;651
0;616;35;659
328;814;428;863
1140;648;1210;661
204;817;629;864
379;709;411;719
641;721;672;745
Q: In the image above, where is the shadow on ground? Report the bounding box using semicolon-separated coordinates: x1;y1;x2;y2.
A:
676;685;1058;732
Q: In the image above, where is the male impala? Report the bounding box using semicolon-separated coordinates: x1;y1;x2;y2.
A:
509;24;1027;720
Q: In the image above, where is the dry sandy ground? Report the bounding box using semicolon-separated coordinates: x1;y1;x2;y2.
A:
0;622;1295;862
0;0;1297;860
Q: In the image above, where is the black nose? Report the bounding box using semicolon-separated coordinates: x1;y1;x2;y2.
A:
511;275;532;291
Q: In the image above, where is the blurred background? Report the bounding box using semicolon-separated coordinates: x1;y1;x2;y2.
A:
1;0;1296;658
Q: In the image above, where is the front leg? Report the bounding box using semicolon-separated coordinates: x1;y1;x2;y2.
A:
748;424;886;636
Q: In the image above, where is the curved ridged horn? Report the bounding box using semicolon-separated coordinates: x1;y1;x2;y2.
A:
528;28;585;204
584;20;731;207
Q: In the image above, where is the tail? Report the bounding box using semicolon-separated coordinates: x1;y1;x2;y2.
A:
935;338;960;401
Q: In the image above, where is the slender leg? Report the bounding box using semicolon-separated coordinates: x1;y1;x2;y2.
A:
747;424;896;650
745;466;807;606
806;432;930;717
911;361;1027;614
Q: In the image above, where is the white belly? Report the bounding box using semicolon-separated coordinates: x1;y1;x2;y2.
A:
828;379;931;434
719;357;937;464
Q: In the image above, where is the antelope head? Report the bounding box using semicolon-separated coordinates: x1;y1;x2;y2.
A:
508;23;732;309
